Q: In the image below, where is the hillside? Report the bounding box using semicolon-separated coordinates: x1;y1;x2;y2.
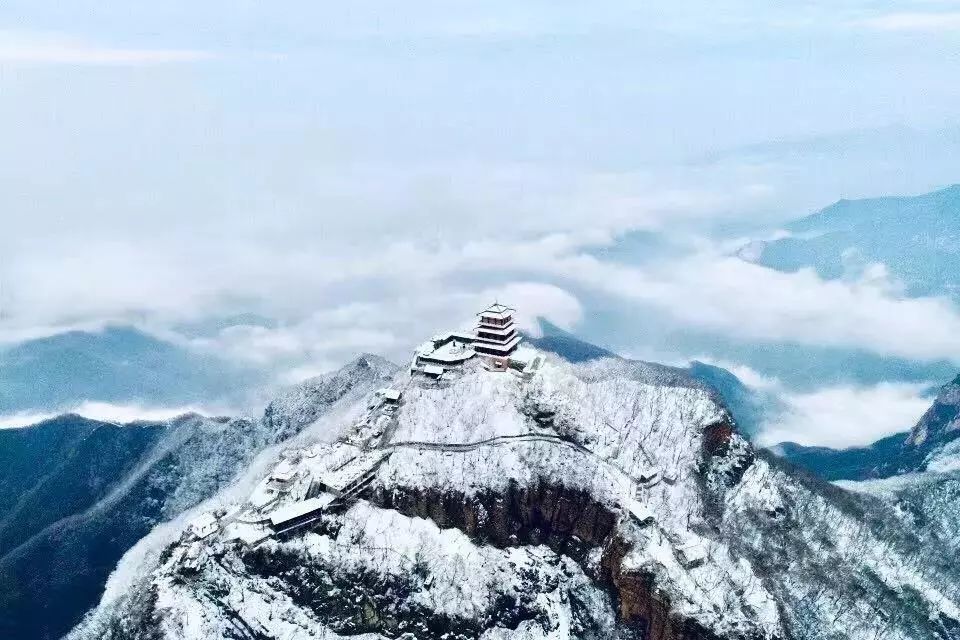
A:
528;321;770;438
0;355;397;640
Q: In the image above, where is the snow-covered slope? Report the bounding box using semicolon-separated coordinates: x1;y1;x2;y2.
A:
0;355;396;640
69;352;960;640
837;469;960;560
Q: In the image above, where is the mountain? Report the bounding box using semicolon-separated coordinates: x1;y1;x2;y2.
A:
776;374;960;481
0;326;263;414
773;374;960;570
685;361;778;438
836;470;960;561
69;347;960;640
529;320;771;437
0;355;397;640
771;433;909;481
525;319;619;363
748;184;960;300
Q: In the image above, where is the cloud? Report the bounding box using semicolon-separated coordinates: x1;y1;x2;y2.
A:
757;382;932;448
858;12;960;32
479;283;583;336
191;282;583;384
0;401;224;429
10;215;960;376
550;252;960;364
0;31;213;65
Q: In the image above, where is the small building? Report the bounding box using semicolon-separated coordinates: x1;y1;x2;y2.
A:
378;388;402;404
268;460;297;490
222;522;271;547
422;364;445;379
625;498;655;526
675;540;707;568
269;495;335;535
415;333;477;368
311;451;389;501
635;468;661;488
473;303;522;358
189;512;220;540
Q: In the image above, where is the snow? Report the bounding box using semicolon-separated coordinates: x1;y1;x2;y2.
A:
625;498;655;524
188;513;219;539
222;521;271;546
393;365;531;443
316;451;386;492
423;364;444;376
269;459;297;483
725;457;960;638
926;438;960;473
419;339;476;364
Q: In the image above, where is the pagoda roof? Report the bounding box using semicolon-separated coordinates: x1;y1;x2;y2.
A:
477;302;516;319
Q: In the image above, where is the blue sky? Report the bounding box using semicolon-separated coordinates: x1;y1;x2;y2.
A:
3;1;960;445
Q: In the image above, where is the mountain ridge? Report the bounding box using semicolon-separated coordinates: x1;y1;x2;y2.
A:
750;184;960;300
0;325;263;415
0;355;398;640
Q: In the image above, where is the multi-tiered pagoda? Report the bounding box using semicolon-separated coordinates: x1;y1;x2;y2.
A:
472;303;521;357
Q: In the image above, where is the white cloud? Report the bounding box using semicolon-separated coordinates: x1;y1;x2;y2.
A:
757;382;932;448
0;401;223;429
11;219;960;374
189;282;584;386
478;282;583;336
858;12;960;32
0;31;212;65
549;252;960;364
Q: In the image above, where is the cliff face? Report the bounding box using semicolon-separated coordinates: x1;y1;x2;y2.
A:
368;417;750;639
69;352;960;640
370;482;718;639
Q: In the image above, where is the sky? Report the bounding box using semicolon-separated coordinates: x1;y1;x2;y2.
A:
3;1;960;446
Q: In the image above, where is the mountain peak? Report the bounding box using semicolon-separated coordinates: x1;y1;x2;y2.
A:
70;343;960;640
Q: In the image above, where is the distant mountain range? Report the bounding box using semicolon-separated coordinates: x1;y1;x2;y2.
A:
747;184;960;300
0;326;262;415
0;356;397;640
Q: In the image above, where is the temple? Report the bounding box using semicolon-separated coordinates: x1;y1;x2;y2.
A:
472;303;521;357
412;302;524;377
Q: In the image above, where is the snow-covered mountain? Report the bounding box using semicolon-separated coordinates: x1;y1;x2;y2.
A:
0;355;396;640
68;349;960;640
778;374;960;564
527;320;772;438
